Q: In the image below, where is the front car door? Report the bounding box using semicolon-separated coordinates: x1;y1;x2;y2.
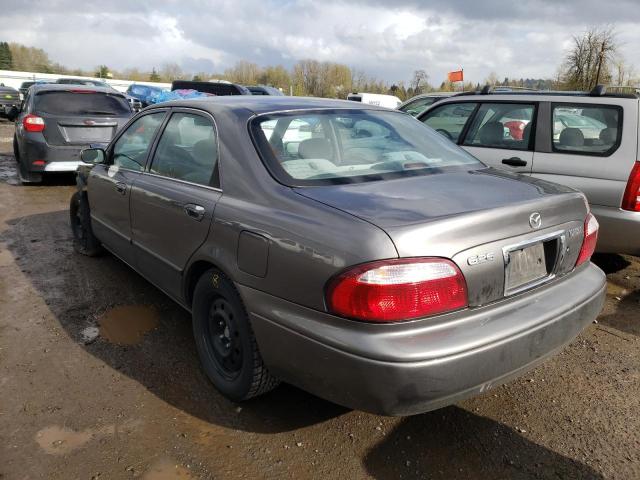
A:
460;102;536;174
130;109;221;301
87;110;167;266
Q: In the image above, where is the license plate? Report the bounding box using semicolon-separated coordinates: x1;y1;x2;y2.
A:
505;242;547;292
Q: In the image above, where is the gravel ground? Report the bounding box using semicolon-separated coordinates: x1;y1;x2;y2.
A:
0;119;638;479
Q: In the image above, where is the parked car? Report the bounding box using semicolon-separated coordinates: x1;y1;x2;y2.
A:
0;85;20;118
171;79;251;95
418;86;640;255
56;78;111;87
246;85;284;96
126;83;168;107
71;96;605;415
347;92;402;109
12;84;133;183
397;92;456;116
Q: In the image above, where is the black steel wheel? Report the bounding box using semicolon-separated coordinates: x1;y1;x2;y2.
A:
192;268;279;401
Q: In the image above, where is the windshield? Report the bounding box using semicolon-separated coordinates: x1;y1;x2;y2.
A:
251;109;483;186
35;91;131;115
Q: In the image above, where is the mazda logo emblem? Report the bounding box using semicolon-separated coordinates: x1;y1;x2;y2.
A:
529;212;542;229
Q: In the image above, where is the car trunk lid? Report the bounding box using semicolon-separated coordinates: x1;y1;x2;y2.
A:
295;168;589;306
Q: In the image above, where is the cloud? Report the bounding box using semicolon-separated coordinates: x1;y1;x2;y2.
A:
0;0;638;85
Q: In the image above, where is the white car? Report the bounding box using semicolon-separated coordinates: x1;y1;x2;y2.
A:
347;92;401;109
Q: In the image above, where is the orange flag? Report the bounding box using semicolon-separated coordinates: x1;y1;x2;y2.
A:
448;70;464;82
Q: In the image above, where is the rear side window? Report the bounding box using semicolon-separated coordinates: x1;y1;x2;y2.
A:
552;104;621;155
150;112;218;187
420;103;477;142
463;103;535;151
35;91;131;116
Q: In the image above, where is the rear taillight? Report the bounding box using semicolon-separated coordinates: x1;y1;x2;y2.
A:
576;212;599;266
326;258;468;322
622;162;640;212
23;114;45;132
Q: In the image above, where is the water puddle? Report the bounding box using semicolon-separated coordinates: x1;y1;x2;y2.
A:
35;420;141;455
98;305;159;345
143;459;193;479
35;426;93;455
0;155;20;185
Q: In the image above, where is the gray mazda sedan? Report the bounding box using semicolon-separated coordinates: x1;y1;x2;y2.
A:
71;96;606;415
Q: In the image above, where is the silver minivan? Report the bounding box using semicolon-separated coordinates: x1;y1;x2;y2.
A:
418;87;640;255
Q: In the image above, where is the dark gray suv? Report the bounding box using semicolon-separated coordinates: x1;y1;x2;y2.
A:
71;96;605;415
13;84;132;183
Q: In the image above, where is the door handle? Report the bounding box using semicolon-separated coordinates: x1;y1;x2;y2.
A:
184;203;206;221
115;182;127;195
502;157;528;167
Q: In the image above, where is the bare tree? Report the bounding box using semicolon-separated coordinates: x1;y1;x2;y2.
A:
561;26;618;90
410;69;429;94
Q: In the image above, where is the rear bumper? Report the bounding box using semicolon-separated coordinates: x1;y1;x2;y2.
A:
591;204;640;255
21;137;95;173
243;263;605;416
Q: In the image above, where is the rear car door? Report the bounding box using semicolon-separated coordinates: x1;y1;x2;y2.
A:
87;111;167;266
460;102;536;174
130;109;221;300
530;100;633;205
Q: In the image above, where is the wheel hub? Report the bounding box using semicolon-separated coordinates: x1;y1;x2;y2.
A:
207;298;242;376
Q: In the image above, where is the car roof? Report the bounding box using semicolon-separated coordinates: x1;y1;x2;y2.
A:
29;84;123;94
149;95;395;116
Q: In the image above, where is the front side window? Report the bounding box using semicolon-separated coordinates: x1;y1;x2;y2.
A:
420;102;477;142
552;104;621;155
150;112;218;186
463;103;535;150
251;109;482;186
112;112;166;171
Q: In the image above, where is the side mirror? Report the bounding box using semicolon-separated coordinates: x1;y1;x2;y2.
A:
80;148;106;164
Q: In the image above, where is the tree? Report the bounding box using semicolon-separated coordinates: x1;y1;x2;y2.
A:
149;68;161;82
224;61;261;85
484;72;499;86
258;65;291;90
0;42;13;70
160;62;183;82
561;26;618;90
410;69;430;95
95;65;110;78
8;43;51;71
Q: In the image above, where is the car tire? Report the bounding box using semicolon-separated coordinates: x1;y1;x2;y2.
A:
192;268;279;401
69;191;103;256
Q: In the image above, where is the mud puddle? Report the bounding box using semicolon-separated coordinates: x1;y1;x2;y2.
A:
142;459;194;479
98;305;160;345
35;426;94;455
0;154;19;185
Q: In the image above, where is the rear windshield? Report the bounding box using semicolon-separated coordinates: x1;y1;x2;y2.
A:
35;91;131;116
251;109;483;186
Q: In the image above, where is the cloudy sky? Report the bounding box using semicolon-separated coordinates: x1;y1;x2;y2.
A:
1;0;640;85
